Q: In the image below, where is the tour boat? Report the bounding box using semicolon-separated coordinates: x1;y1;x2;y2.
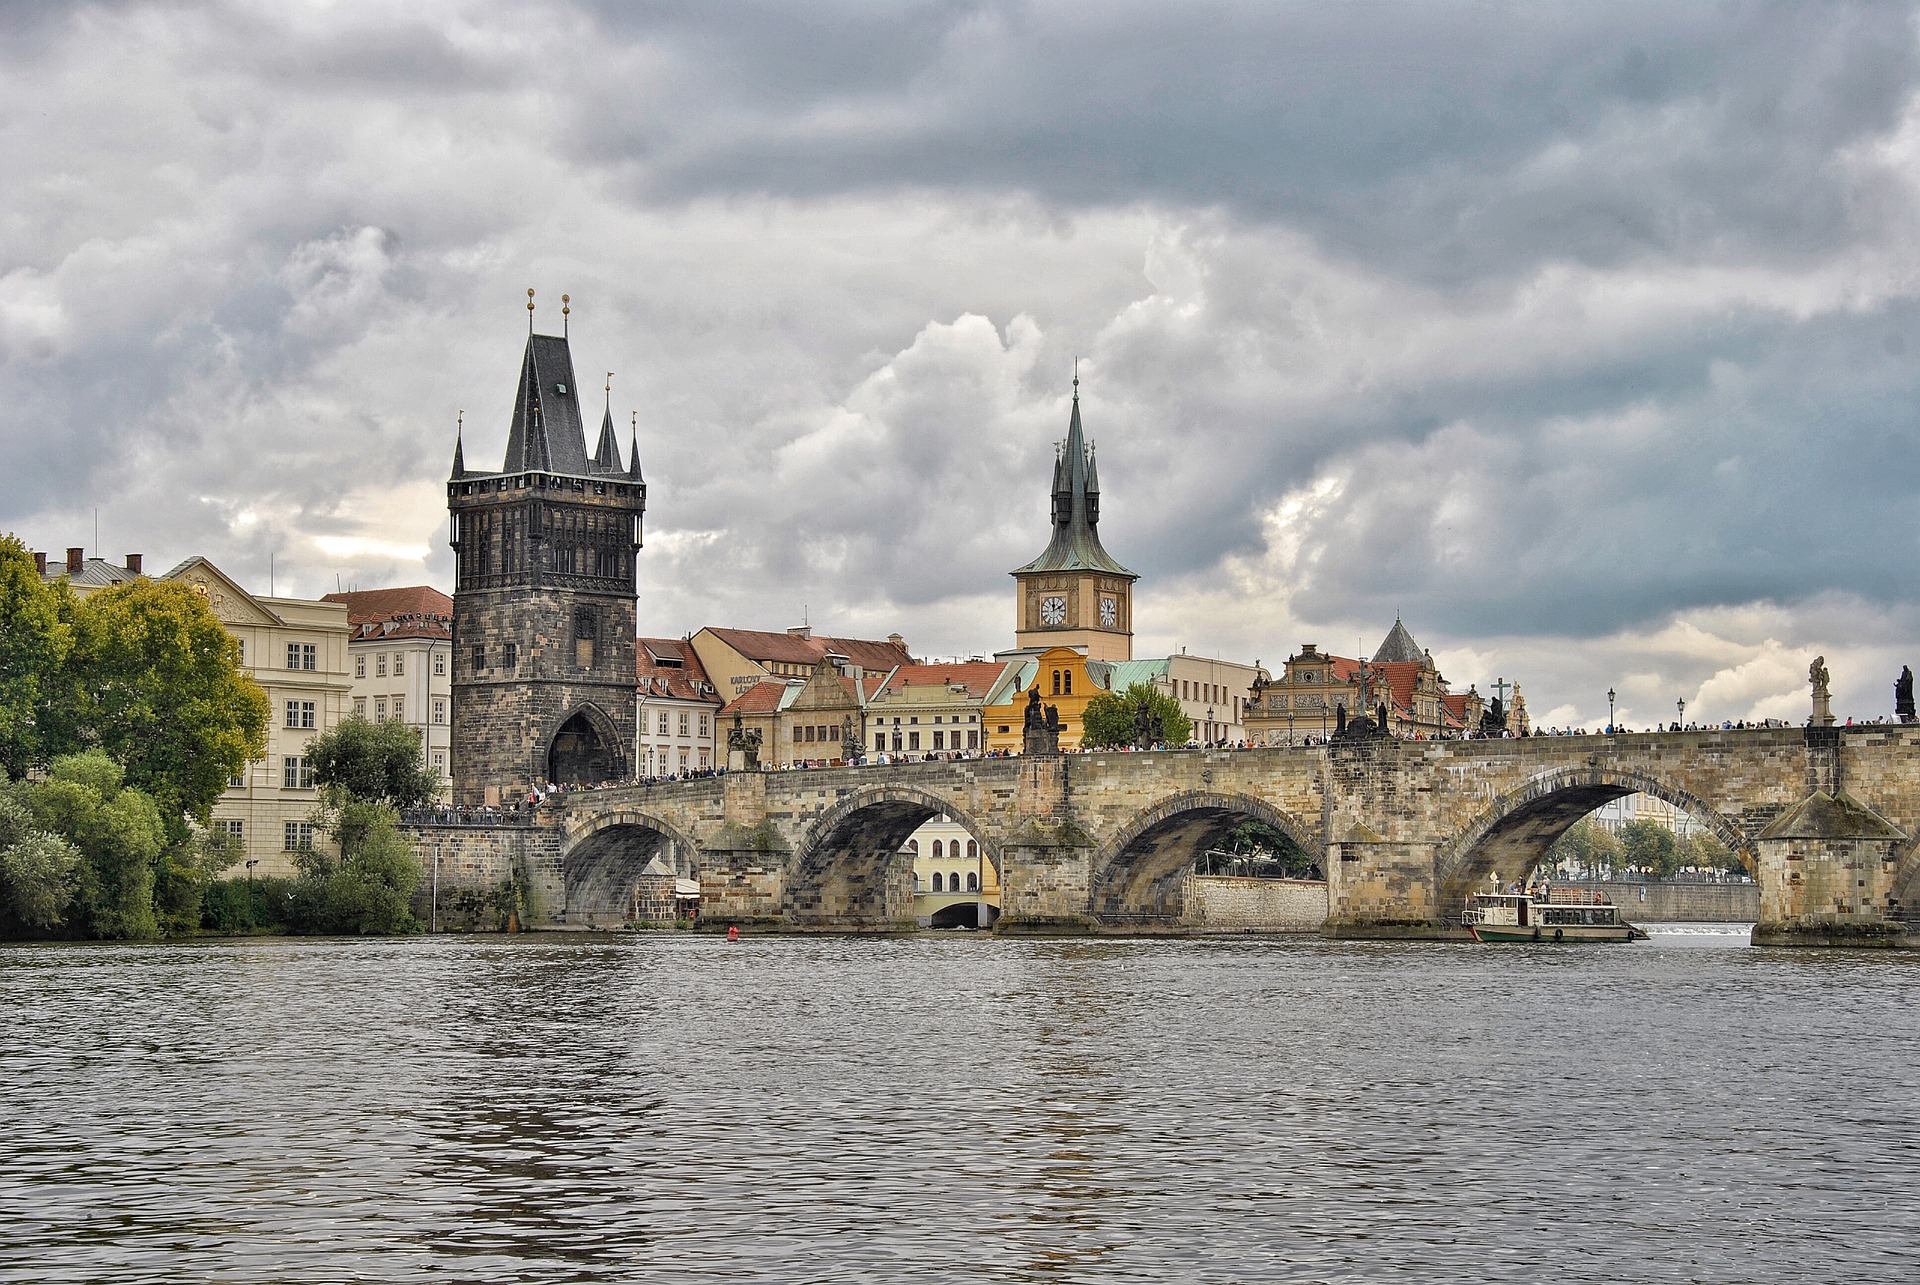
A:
1462;887;1643;943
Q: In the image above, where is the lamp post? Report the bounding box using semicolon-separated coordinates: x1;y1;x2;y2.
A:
244;859;258;930
1607;687;1617;733
1677;696;1686;730
1206;706;1214;747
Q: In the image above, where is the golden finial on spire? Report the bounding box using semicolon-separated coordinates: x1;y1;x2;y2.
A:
526;287;535;332
1073;356;1080;399
562;293;571;336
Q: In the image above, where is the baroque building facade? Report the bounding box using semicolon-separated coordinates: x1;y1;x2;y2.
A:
447;325;646;805
1242;620;1490;745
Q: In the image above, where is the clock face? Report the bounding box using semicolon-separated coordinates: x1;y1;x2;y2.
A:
1039;595;1067;626
1099;596;1117;628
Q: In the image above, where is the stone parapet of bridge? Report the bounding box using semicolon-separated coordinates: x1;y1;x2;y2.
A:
399;726;1920;946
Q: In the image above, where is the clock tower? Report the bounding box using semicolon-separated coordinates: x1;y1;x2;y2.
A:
1010;379;1137;661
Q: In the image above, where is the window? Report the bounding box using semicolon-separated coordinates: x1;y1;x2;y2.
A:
875;732;886;751
658;712;670;735
678;748;689;770
285;700;315;729
282;756;313;789
431;750;447;774
967;840;978;859
433;651;446;676
933;840;944;858
907;839;918;854
354;697;366;718
698;714;709;737
933;731;945;750
375;699;387;720
504;642;518;670
804;726;816;743
392;696;404;721
793;726;804;742
394;655;404;677
432;698;446;724
471;645;485;671
908;732;920;750
678;712;690;736
284;821;315;851
228;773;245;789
237;640;246;666
967;872;979;891
1064;671;1072;695
1052;670;1060;696
216;819;244;839
376;654;388;677
932;872;944;892
699;749;709;769
968;731;979;749
287;643;316;671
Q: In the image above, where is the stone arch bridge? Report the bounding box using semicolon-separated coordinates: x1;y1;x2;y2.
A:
412;727;1920;945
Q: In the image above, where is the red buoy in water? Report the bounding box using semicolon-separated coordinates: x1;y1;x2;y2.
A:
727;925;740;942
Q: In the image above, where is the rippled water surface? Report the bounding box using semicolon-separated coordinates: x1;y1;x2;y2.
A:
4;931;1917;1283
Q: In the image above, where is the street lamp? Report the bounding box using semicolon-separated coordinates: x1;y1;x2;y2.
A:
1677;696;1686;729
1607;687;1617;733
1206;706;1214;747
244;859;258;930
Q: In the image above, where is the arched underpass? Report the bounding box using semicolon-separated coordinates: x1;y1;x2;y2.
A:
563;819;696;926
1091;792;1320;928
1434;771;1750;914
788;790;999;932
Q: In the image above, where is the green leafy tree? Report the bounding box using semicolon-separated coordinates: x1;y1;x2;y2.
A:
1680;830;1747;876
1081;682;1193;749
0;535;78;778
0;790;81;931
14;751;168;939
1215;819;1320;878
1618;819;1679;879
292;791;421;935
66;579;269;842
306;714;439;808
1546;817;1625;876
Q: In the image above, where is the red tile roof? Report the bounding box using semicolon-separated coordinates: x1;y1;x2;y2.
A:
323;586;453;640
704;626;912;672
878;662;1008;698
637;636;722;704
719;680;793;715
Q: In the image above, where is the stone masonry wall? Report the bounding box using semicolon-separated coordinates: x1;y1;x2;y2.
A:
1556;881;1759;923
1186;876;1328;932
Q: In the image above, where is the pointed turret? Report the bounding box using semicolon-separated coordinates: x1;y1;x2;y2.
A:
1373;617;1424;664
450;423;467;480
1012;378;1136;579
629;413;645;483
501;332;591;475
592;403;623;473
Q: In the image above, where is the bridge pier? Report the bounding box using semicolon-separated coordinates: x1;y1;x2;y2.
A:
1752;789;1909;948
993;822;1098;935
1323;832;1453;939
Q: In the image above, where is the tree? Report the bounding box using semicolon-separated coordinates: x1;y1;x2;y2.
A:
1680;830;1747;877
12;751;168;939
306;714;439;809
0;535;77;778
1618;820;1679;879
1081;682;1194;749
66;579;270;841
1218;819;1320;879
0;790;80;931
1546;817;1624;876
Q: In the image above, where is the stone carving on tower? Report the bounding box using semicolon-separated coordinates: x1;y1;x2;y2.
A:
1010;375;1139;662
446;292;646;804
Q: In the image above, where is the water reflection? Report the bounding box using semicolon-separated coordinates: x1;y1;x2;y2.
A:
2;934;1917;1283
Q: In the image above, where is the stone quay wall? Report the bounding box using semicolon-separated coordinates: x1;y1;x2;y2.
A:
1186;875;1329;932
401;822;560;930
1556;880;1760;923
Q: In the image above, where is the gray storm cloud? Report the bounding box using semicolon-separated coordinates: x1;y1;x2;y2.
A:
3;1;1920;726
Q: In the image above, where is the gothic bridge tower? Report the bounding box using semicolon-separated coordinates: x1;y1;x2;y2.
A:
1011;377;1138;662
448;302;645;805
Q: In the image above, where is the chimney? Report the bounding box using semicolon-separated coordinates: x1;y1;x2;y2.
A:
125;554;142;575
787;625;811;640
34;551;47;577
66;547;83;574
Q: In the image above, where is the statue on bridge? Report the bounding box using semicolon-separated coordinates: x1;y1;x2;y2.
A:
726;712;762;771
841;715;862;763
1133;696;1153;750
1810;655;1835;728
1023;686;1061;756
1897;666;1915;724
1480;695;1507;737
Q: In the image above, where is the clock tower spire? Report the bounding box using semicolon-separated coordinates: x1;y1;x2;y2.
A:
1010;375;1137;661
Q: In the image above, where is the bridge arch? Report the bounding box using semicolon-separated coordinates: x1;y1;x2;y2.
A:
561;807;703;925
1433;765;1749;909
1091;790;1320;926
788;784;1002;931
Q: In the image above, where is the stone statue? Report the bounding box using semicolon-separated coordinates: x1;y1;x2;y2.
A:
1133;697;1152;750
1024;686;1044;730
1810;655;1835;728
1897;666;1915;724
841;715;860;762
1045;703;1061;733
1150;711;1166;746
1481;695;1507;736
1023;686;1060;756
726;712;762;770
1335;704;1348;736
1377;702;1390;734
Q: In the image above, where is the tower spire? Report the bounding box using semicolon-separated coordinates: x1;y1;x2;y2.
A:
629;411;644;482
450;410;466;479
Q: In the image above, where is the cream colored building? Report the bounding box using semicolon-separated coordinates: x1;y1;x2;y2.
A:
903;815;1001;928
636;637;723;777
37;549;352;878
324;587;454;800
863;662;1006;758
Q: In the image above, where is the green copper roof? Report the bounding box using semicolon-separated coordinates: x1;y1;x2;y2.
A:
1012;391;1138;579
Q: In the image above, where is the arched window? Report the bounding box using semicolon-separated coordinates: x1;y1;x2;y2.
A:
1064;671;1072;694
932;840;944;858
932;872;944;892
1051;670;1061;695
967;840;977;858
906;839;918;854
967;872;979;891
953;871;965;891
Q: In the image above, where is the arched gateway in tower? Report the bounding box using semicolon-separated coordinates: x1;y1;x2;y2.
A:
446;311;646;805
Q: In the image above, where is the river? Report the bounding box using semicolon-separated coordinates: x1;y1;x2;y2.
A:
2;929;1915;1283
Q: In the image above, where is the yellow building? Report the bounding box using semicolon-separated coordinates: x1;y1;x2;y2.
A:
981;646;1110;753
1009;381;1138;662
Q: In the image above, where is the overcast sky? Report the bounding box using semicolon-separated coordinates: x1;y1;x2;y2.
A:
6;1;1920;729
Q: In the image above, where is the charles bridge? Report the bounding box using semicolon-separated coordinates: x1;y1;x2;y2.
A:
407;725;1920;946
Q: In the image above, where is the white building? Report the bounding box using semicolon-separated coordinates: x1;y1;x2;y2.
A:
636;637;723;777
322;587;455;799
